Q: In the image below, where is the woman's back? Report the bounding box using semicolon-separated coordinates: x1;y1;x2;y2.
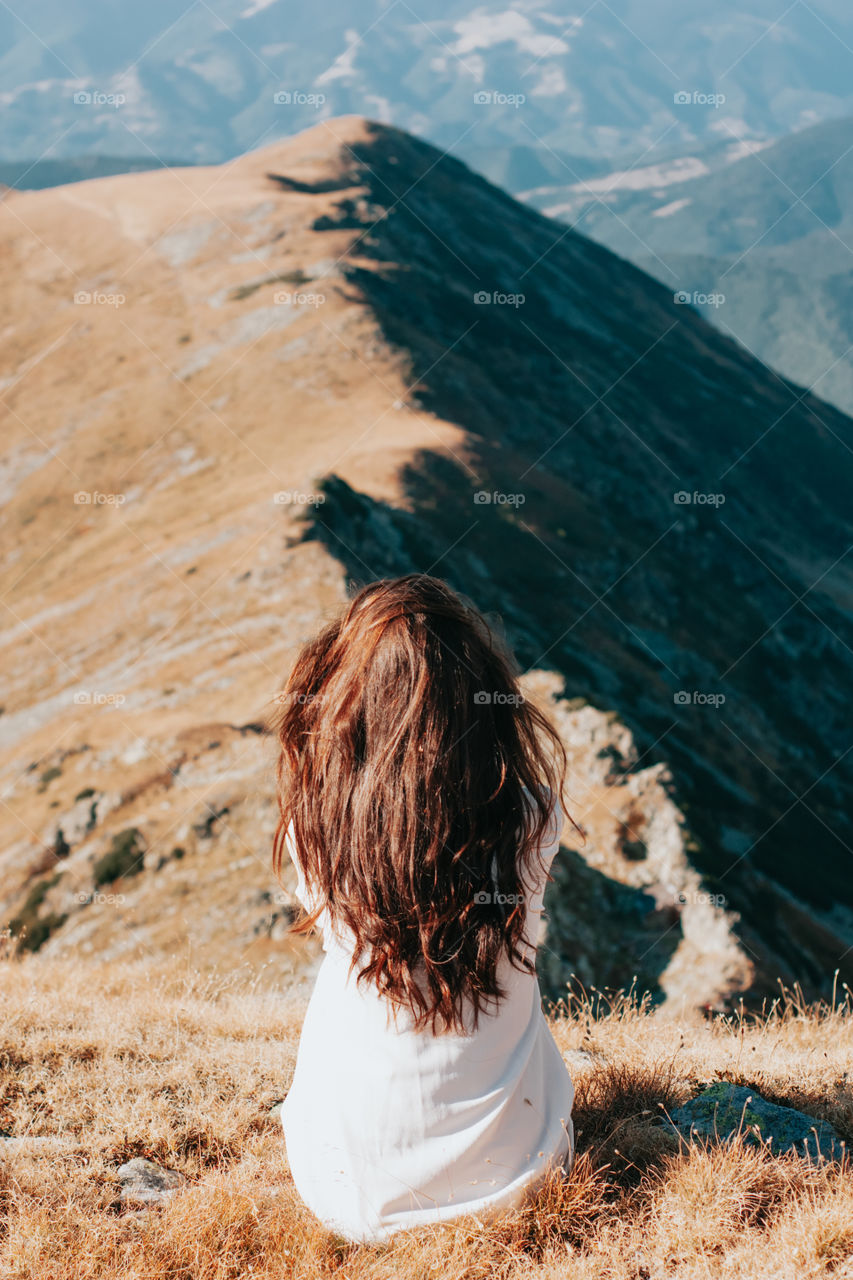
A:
280;793;574;1242
272;575;577;1241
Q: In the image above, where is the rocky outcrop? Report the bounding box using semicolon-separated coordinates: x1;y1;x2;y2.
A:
521;671;753;1011
667;1083;841;1162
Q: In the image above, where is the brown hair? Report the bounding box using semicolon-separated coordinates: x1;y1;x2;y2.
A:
272;574;572;1034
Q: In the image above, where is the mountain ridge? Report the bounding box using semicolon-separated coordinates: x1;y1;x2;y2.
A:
540;115;853;415
2;116;852;1004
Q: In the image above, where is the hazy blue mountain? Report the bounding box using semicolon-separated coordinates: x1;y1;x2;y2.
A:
0;156;191;189
526;116;853;414
552;116;853;259
2;0;853;170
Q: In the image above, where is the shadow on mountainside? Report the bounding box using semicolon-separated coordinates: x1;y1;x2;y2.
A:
273;121;853;1001
285;455;850;1003
536;847;684;1008
6;120;853;1003
286;461;853;1001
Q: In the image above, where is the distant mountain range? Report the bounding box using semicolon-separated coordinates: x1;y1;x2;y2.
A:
527;115;853;416
2;0;853;173
4;2;853;420
2;119;853;1006
0;156;191;190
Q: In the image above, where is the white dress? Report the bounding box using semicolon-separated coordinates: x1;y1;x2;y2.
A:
280;794;574;1242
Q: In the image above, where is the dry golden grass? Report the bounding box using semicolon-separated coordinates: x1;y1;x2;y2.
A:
1;961;852;1279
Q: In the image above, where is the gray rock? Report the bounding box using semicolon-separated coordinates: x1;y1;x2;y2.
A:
563;1049;608;1071
667;1082;842;1161
117;1157;186;1205
252;905;297;940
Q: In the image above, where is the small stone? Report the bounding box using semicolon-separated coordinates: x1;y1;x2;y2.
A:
563;1049;607;1071
117;1157;186;1205
667;1082;841;1161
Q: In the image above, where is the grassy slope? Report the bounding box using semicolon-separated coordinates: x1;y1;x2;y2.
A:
2;958;852;1278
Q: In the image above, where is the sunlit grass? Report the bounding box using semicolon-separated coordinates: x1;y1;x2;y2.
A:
1;959;851;1278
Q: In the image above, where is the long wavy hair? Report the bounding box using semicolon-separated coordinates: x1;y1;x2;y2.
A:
271;574;573;1035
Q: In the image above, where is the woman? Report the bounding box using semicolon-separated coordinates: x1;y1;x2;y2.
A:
272;574;576;1242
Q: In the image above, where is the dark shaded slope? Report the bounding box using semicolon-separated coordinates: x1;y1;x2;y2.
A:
556;116;853;415
288;122;853;995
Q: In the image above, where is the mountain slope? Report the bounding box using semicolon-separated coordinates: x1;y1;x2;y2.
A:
539;116;853;414
2;117;853;1004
